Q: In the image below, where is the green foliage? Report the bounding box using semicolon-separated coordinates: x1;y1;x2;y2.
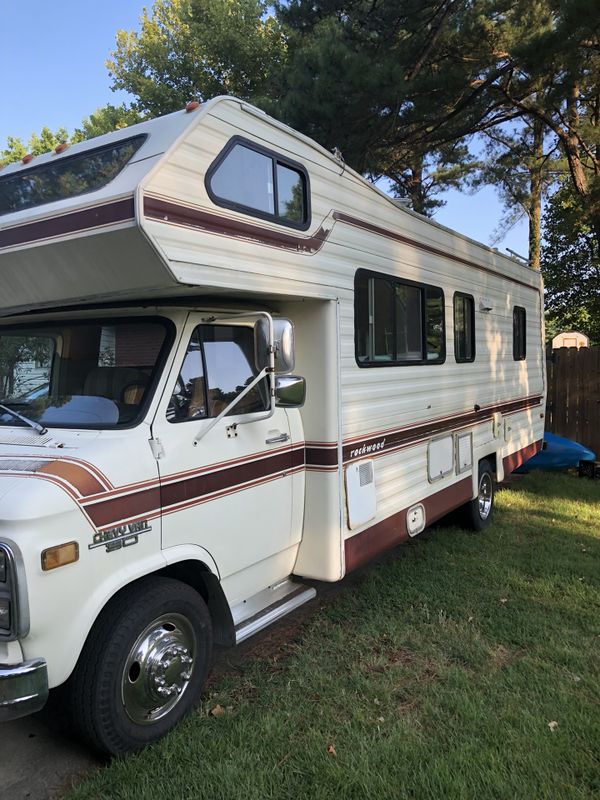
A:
1;105;143;168
541;183;600;344
107;0;287;115
0;335;53;398
1;127;69;167
72;104;145;142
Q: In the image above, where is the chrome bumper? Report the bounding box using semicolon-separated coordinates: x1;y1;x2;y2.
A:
0;659;48;721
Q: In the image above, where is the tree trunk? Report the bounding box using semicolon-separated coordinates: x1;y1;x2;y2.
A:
528;117;544;270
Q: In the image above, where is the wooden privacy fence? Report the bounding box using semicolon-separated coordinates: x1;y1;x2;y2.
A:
546;346;600;457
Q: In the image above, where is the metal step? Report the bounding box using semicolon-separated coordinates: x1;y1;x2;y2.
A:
232;578;317;644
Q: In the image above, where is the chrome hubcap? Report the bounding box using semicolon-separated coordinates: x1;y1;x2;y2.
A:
478;473;493;520
122;613;196;725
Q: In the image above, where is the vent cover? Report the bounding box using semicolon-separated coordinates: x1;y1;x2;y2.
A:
359;462;374;486
345;459;377;529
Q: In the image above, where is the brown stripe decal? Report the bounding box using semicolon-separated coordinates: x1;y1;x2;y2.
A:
503;439;542;475
305;445;338;469
143;196;540;290
144;196;330;254
84;447;303;529
344;477;472;572
38;461;106;497
343;396;543;463
85;486;162;528
0;198;136;250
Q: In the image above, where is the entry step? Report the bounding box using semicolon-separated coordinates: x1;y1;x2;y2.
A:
232;579;317;644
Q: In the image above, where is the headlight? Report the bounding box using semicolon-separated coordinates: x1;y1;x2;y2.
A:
0;549;5;582
0;597;10;630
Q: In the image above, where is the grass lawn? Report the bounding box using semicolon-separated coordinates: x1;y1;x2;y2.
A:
66;472;600;800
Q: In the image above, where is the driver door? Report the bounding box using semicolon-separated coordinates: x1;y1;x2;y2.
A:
151;314;297;586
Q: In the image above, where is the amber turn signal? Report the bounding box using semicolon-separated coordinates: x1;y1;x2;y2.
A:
41;541;79;571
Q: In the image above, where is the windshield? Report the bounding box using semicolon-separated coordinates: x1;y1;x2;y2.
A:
0;318;171;429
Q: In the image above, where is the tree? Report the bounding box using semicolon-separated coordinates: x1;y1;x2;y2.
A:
474;118;561;267
1;127;69;167
1;105;143;167
107;0;286;116
541;183;600;344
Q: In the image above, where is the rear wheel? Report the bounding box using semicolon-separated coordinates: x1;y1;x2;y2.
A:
461;459;495;531
68;576;212;755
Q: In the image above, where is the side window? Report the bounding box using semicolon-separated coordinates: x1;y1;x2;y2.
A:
454;293;475;363
355;270;445;366
513;306;526;360
167;329;207;422
207;138;309;228
167;325;268;423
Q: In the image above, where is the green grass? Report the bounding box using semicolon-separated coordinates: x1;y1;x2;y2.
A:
66;472;600;800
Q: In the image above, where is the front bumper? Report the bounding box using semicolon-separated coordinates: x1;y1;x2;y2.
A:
0;659;48;722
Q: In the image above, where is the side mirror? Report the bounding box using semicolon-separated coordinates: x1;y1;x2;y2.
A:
255;318;295;373
275;375;306;408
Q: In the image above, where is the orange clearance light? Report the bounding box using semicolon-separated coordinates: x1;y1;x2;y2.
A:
22;153;34;164
185;101;200;112
54;142;69;154
41;541;79;571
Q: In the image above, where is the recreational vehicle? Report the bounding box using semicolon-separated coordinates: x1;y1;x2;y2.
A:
0;97;545;754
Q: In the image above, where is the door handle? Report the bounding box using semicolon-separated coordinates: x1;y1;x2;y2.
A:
265;432;290;444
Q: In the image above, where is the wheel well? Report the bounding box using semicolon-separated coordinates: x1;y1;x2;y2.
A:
155;560;235;646
480;453;497;478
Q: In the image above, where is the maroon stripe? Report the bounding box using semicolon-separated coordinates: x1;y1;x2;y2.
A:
144;196;329;254
86;486;161;528
143;196;540;290
503;439;542;474
84;447;299;529
161;450;294;509
0;198;135;249
332;212;538;291
343;396;543;462
305;446;338;468
344;477;472;572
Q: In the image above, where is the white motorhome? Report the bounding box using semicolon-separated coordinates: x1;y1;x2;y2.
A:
0;97;545;754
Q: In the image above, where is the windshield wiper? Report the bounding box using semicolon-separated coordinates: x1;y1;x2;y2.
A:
0;403;47;435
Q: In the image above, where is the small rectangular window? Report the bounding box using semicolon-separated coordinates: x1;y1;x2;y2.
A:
454;293;475;362
355;270;445;366
207;137;309;229
513;306;526;360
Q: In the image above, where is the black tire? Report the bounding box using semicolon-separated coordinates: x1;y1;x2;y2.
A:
461;458;495;531
68;576;212;756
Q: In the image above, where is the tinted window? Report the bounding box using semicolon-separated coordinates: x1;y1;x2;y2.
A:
355;271;445;366
168;325;268;421
513;306;526;360
276;163;304;223
208;139;308;228
0;136;146;216
209;145;274;215
167;329;207;422
454;293;475;362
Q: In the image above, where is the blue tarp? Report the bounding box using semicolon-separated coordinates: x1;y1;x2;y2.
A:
516;432;596;473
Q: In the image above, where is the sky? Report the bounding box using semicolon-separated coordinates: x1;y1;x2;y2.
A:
0;0;529;257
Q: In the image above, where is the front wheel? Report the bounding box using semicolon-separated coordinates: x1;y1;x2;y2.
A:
68;576;212;755
461;459;495;531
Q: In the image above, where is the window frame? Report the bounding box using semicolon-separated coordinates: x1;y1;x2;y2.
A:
513;306;527;361
453;292;476;363
354;268;446;368
205;136;311;231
